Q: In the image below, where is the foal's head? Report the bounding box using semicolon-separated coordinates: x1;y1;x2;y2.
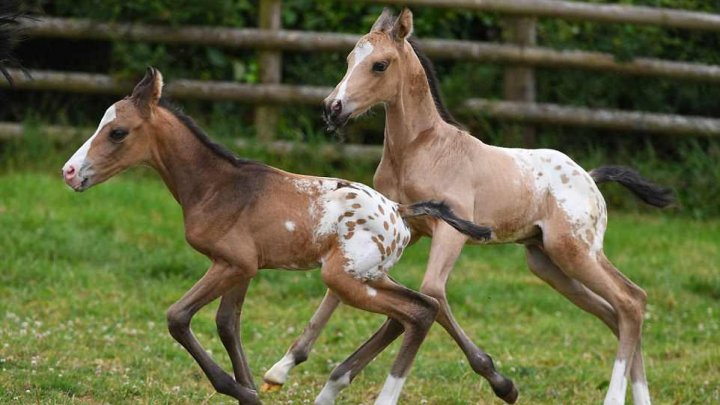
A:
62;68;165;191
323;8;416;131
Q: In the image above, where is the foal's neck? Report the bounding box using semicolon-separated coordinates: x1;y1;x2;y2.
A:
383;47;445;153
148;110;236;210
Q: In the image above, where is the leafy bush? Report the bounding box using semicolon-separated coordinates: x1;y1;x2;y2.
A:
2;0;719;217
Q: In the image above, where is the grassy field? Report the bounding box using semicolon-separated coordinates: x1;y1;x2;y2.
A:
0;170;718;404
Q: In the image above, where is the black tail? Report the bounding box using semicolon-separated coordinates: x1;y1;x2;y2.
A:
400;200;492;240
590;166;675;208
0;1;24;85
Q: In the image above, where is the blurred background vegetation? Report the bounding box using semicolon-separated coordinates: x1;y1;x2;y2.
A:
1;0;719;217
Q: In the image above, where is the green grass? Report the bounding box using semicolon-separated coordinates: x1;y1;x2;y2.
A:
0;170;718;404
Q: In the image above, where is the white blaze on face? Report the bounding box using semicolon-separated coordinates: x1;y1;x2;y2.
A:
336;40;374;103
63;104;117;174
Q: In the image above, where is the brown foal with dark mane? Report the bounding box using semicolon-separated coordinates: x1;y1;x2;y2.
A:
61;68;496;405
268;8;674;405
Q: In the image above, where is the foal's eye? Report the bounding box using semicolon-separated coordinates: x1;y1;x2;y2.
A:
372;61;388;72
109;128;129;142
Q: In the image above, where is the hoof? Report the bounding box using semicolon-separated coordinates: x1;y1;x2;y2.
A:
492;380;519;404
260;381;283;393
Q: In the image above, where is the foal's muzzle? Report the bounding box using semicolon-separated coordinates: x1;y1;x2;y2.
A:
322;98;350;132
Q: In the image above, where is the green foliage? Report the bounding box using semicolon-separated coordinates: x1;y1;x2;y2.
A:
4;0;720;218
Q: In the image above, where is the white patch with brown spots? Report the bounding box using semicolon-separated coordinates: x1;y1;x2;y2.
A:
505;148;607;255
314;182;411;281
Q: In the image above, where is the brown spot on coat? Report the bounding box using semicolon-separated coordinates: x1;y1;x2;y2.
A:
346;193;357;199
378;205;385;215
344;211;354;217
345;232;354;239
357;219;367;224
561;174;569;184
383;221;389;231
554;165;562;170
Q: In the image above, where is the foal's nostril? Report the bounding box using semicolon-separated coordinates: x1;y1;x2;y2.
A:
64;165;76;180
330;99;342;114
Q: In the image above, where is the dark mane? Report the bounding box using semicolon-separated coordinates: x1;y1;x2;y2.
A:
407;37;461;128
0;2;25;85
158;98;267;169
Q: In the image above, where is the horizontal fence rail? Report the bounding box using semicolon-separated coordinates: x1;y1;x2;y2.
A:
2;68;719;138
19;18;720;83
0;69;331;104
364;0;720;32
463;99;720;137
5;1;720;145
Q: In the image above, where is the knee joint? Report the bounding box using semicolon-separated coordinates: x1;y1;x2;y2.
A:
419;282;446;301
166;305;191;336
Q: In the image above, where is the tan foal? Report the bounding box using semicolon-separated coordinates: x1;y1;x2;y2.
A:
61;68;498;405
268;8;674;405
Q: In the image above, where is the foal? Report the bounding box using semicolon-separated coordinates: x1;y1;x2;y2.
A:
61;68;495;404
270;8;674;405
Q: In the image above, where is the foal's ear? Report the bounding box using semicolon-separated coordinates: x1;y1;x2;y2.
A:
391;8;414;42
131;67;164;117
371;8;394;32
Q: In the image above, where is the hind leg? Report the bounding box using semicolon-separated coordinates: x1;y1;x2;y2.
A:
315;251;439;405
526;245;650;404
262;289;341;391
541;231;647;405
526;244;618;335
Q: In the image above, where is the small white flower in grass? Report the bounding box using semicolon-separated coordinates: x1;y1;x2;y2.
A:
172;386;180;393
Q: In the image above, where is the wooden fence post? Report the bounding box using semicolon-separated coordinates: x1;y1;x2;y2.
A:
502;16;536;147
255;0;282;142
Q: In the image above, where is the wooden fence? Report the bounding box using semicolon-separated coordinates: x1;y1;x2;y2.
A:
1;0;720;150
